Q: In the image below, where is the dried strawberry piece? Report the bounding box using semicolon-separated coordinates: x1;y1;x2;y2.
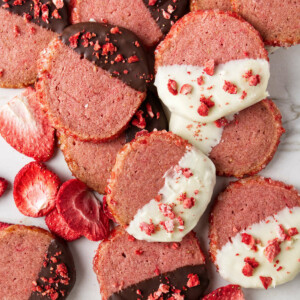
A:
242;70;253;79
168;79;178;95
200;95;215;108
51;9;61;19
241;233;255;248
128;55;139;63
215;117;228;128
197;76;204;85
242;262;253;277
162;9;171;19
140;221;155;235
110;27;120;34
288;227;299;237
102;43;116;55
244;257;259;268
41;4;49;23
13;162;60;217
161;220;175;233
223;81;237;94
203;59;215;76
94;40;101;51
241;91;247;100
53;0;64;9
14;25;20;37
132;110;146;129
186;274;200;288
158;203;175;219
114;54;123;62
0;87;55;161
45;208;81;242
180;84;193;95
278;224;288;241
264;239;281;262
259;276;272;289
248;75;261;86
182;197;195;209
203;285;245;300
146;103;154;118
69;32;80;48
197;103;209;116
0;177;8;198
56;179;110;241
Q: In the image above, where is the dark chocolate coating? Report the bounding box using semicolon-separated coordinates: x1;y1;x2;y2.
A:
61;22;152;92
143;0;189;35
108;264;209;300
125;91;169;142
0;0;69;34
29;239;76;300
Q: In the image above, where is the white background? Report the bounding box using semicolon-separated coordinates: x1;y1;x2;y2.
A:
0;44;299;299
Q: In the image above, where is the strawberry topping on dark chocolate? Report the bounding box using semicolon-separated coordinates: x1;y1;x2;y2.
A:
61;22;152;92
0;0;69;33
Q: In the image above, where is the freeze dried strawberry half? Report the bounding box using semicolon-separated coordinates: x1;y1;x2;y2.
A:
13;162;60;217
203;284;245;300
0;177;8;197
0;87;55;162
57;179;110;241
45;208;82;242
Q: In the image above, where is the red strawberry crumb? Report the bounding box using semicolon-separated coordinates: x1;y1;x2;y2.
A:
223;81;237;94
41;4;49;23
135;249;144;255
241;233;255;248
244;257;259;268
137;289;142;295
0;178;8;198
215;117;228;128
94;40;101;51
102;43;116;55
180;84;193;95
69;32;80;48
277;266;283;271
128;235;135;242
114;54;124;62
132;110;146;129
197;76;204;85
158;203;175;219
200;95;215;108
168;79;178;95
148;0;157;5
52;9;61;19
187;274;200;288
14;25;20;37
248;75;261;86
243;70;253;79
197;103;209;116
259;276;272;289
242;262;253;277
161;220;174;233
172;243;180;250
203;59;215;76
53;0;64;9
140;221;155;235
288;227;298;237
0;69;4;77
162;9;171;19
23;13;32;22
155;194;162;202
154;266;160;275
241;91;247;100
181;168;193;178
110;27;120;34
158;284;170;293
278;224;288;241
183;197;195;209
264;239;281;262
146;103;154;118
128;55;139;63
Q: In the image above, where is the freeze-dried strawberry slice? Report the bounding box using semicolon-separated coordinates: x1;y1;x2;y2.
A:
13;162;60;217
0;177;8;197
203;284;245;300
0;87;55;162
45;208;81;242
57;179;110;241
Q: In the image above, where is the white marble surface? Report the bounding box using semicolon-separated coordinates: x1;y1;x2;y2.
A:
0;44;299;299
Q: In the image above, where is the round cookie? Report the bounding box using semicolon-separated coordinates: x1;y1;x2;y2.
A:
190;0;232;11
93;227;209;300
154;11;269;123
70;0;189;47
0;223;75;299
209;176;300;289
0;0;69;88
170;99;284;178
36;22;151;142
58;92;168;194
106;131;216;242
231;0;300;47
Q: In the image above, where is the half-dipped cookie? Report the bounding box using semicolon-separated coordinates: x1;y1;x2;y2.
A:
36;22;151;142
210;176;300;289
58;92;168;194
70;0;189;47
0;223;75;299
155;10;269;123
106;131;216;242
0;0;69;88
93;228;209;299
170;99;284;177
